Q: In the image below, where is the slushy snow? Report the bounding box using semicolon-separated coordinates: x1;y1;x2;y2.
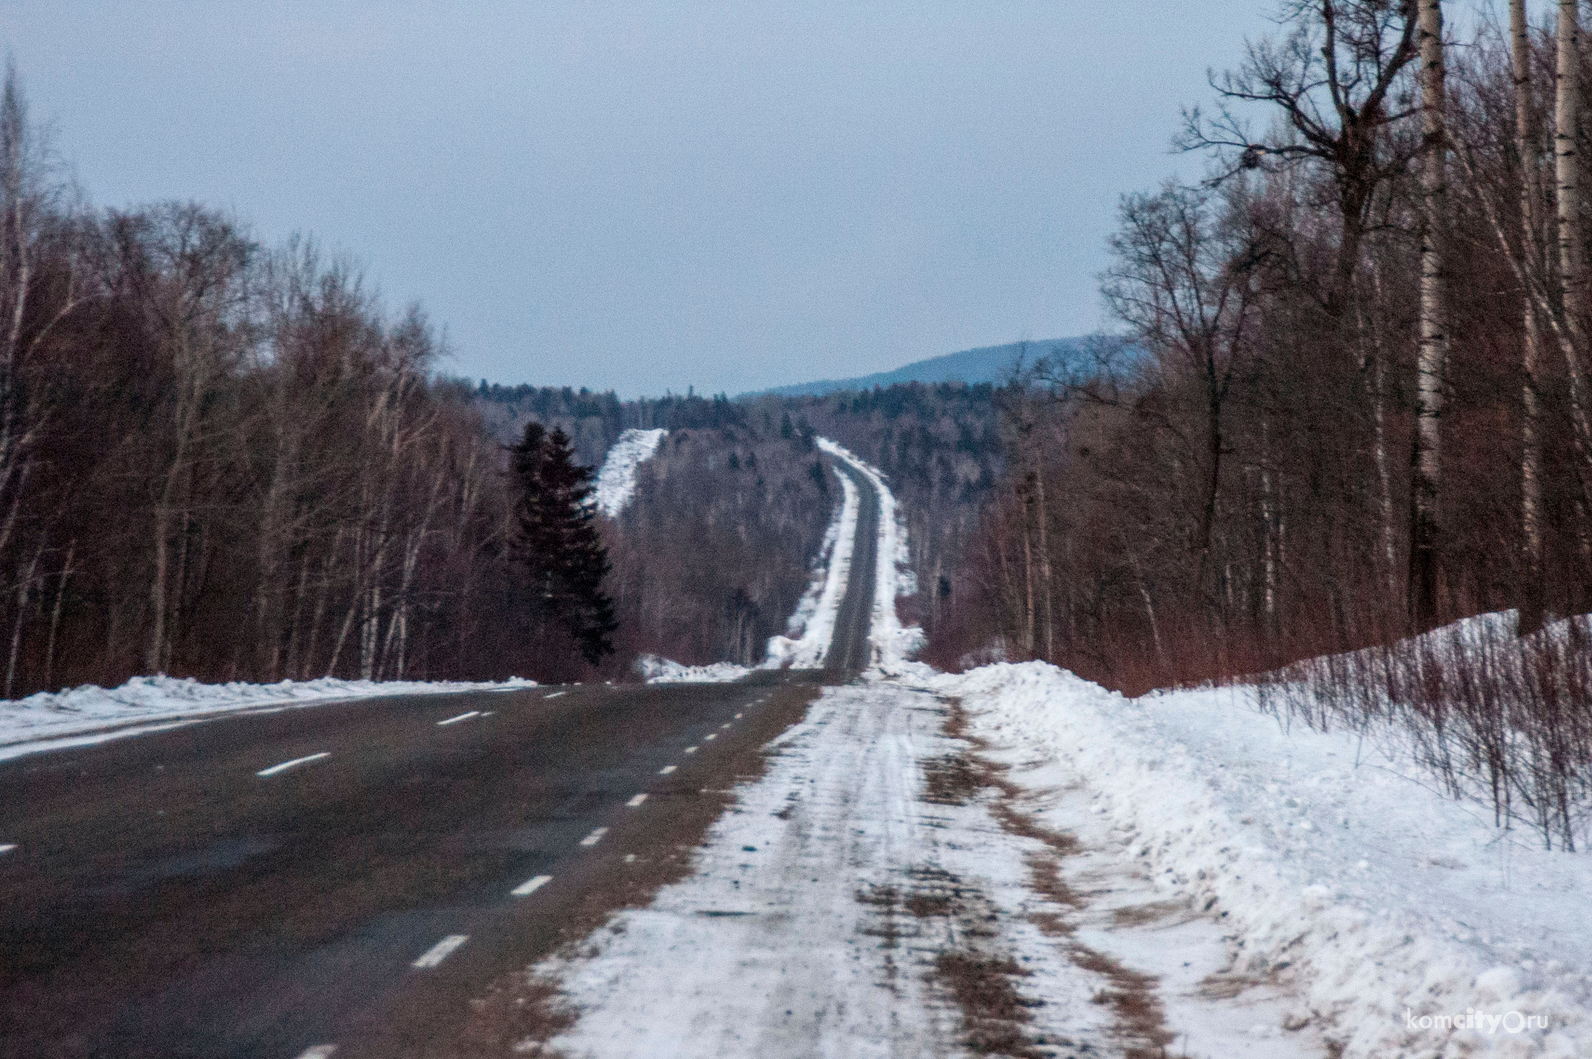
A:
594;428;667;518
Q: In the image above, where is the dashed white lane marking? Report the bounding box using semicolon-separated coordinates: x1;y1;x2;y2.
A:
293;1046;337;1059
720;722;733;729
480;710;496;717
512;874;553;897
0;844;15;855
626;793;648;808
579;827;609;847
734;712;743;719
256;752;330;778
658;765;677;775
704;733;717;741
412;934;469;968
543;691;567;699
684;745;699;754
436;710;480;726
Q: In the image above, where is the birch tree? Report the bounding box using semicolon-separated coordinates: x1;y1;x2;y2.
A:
1554;0;1592;549
1410;0;1449;631
1515;0;1548;631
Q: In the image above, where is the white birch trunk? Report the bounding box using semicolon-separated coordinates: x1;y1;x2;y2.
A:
1516;0;1548;628
1411;0;1449;629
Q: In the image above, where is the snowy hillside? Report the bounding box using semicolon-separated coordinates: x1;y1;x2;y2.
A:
594;428;667;517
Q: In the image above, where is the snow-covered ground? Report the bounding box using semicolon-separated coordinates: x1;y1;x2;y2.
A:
595;428;667;517
521;675;1330;1058
519;653;1592;1057
635;656;751;684
0;674;536;763
920;662;1591;1058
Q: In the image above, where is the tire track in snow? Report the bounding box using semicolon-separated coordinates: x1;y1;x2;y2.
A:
522;687;1107;1057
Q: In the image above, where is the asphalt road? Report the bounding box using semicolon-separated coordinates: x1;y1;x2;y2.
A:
0;455;882;1059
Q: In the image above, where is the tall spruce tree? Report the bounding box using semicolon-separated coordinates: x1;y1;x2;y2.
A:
510;423;618;665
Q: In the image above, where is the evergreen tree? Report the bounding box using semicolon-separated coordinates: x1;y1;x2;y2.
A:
510;423;618;665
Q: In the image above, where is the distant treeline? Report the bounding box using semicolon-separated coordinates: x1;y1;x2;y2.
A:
514;381;1006;669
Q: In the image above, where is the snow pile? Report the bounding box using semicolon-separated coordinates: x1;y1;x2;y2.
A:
815;437;924;672
919;661;1592;1058
1267;610;1592;851
762;464;858;669
634;655;750;684
0;674;536;761
594;428;667;518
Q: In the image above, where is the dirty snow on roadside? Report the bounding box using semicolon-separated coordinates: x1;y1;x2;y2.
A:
0;674;536;762
918;661;1592;1058
525;674;1333;1058
529;683;1105;1058
594;427;667;518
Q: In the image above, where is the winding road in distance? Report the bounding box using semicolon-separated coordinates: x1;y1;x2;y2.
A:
0;456;883;1059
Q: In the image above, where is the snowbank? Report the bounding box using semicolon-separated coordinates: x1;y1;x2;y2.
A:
0;674;536;762
762;462;858;669
919;661;1591;1058
635;656;751;684
595;428;667;518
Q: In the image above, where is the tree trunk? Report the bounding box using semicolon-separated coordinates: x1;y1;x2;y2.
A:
5;545;37;697
1516;0;1547;632
42;539;71;691
1556;0;1592;569
1410;0;1449;632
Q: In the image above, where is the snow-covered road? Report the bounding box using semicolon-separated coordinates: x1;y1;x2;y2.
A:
522;678;1326;1059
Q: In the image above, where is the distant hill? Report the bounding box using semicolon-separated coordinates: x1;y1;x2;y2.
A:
747;338;1087;398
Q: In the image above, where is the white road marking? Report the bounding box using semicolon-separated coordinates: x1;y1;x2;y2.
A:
704;733;717;741
480;710;496;717
626;793;648;808
734;712;743;719
512;874;553;897
720;722;732;729
544;691;567;699
579;827;609;847
684;745;698;754
0;844;15;855
412;934;469;968
436;711;480;726
256;752;330;778
658;765;677;775
293;1046;338;1059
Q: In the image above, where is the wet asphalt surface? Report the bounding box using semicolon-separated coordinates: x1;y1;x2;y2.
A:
0;459;881;1059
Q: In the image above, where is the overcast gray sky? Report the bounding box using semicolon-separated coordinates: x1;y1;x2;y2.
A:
4;2;1281;397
